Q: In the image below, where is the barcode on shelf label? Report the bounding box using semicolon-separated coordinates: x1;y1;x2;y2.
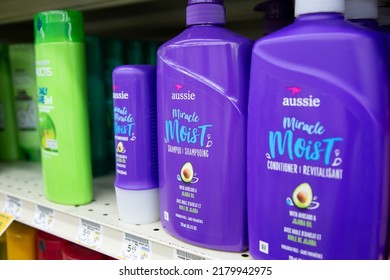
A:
173;249;205;260
0;212;15;236
77;219;103;250
2;195;22;218
32;205;55;231
119;232;152;260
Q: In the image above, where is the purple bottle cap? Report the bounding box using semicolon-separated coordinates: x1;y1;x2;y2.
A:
186;0;225;26
188;0;224;5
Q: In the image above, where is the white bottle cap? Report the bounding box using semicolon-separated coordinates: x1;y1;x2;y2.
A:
115;187;160;224
295;0;345;17
345;0;378;20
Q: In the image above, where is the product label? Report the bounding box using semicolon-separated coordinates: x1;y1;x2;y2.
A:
163;84;214;233
15;98;38;130
113;93;135;177
255;85;345;260
173;249;205;260
248;75;387;259
32;205;55;231
158;70;247;246
112;73;158;191
77;219;103;250
2;195;22;218
36;59;58;154
267;116;343;179
119;233;152;260
165;108;213;152
12;67;38;131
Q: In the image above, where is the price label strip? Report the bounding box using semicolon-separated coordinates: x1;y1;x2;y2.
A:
0;212;15;236
119;232;152;260
173;249;206;260
32;205;55;231
2;195;22;218
77;219;103;250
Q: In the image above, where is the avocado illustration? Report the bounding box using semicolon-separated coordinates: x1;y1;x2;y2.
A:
117;141;124;153
292;183;313;209
180;162;193;183
39;113;56;151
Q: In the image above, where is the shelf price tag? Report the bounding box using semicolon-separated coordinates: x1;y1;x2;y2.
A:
119;232;152;260
77;219;103;250
0;212;15;236
2;195;22;218
173;249;206;260
32;205;55;231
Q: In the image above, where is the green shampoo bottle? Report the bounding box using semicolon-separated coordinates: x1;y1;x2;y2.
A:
34;10;93;205
0;44;19;161
9;44;41;161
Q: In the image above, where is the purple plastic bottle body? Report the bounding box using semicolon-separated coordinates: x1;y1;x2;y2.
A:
350;19;390;51
352;12;390;263
248;13;390;259
351;18;382;30
157;25;253;251
113;65;158;191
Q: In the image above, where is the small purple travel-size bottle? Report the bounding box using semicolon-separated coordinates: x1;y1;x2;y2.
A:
113;65;159;224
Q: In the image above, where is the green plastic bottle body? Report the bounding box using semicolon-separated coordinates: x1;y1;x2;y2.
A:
35;42;93;205
0;45;19;161
9;44;41;161
103;39;124;170
125;40;144;64
145;41;161;66
85;37;108;177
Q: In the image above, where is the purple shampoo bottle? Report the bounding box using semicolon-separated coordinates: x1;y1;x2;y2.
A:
157;0;253;251
248;0;390;259
346;0;390;260
113;65;159;224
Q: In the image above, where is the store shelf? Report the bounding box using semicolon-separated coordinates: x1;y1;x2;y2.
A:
0;162;252;260
2;0;389;263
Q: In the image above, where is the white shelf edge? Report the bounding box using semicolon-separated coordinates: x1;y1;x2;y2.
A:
0;161;251;260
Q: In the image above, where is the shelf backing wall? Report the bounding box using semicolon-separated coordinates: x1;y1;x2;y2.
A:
0;0;263;43
3;0;390;43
